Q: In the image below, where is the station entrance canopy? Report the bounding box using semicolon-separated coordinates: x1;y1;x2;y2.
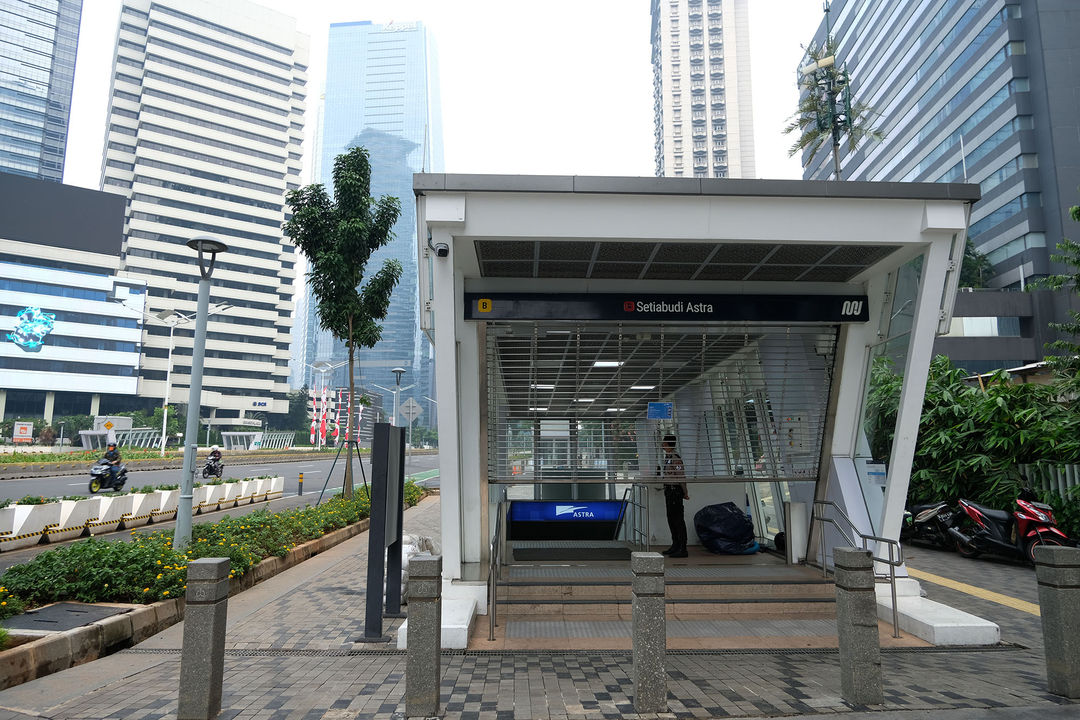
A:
415;175;979;579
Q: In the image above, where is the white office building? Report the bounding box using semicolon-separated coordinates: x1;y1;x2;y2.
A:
651;0;755;179
0;174;144;424
99;0;308;420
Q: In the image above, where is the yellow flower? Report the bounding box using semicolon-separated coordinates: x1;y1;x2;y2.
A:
163;590;169;596
143;588;149;592
1;601;6;606
156;574;162;580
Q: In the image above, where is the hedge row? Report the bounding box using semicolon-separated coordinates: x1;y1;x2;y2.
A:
0;482;423;621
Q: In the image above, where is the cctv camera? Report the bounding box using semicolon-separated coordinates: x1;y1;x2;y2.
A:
433;242;449;258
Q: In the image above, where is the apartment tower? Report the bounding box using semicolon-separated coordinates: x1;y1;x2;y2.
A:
0;0;82;180
100;0;308;420
651;0;755;179
802;0;1080;372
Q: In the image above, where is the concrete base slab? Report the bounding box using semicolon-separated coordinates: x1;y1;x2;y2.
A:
397;586;477;650
876;581;999;646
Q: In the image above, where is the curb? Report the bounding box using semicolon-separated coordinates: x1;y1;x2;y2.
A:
0;516;372;690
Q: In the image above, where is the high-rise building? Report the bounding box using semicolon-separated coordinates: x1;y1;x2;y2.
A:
0;0;82;181
295;20;442;427
802;0;1080;373
650;0;755;179
100;0;308;421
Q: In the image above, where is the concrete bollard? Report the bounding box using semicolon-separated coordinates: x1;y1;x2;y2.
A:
405;554;442;719
631;551;666;713
178;558;231;720
833;547;883;705
1034;545;1080;698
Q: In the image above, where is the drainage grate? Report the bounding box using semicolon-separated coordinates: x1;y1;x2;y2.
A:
121;644;1023;658
1;603;130;632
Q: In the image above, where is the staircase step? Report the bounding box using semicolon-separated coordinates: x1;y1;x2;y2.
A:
498;599;836;618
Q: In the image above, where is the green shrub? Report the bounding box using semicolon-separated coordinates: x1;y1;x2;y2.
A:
155;484;179;491
135;486;156;494
0;481;423;619
62;495;85;501
16;495;50;505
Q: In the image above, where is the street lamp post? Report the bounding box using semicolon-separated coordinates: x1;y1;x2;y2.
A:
174;235;228;551
58;421;65;450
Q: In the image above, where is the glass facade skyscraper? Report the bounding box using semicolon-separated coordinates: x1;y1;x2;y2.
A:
802;0;1080;372
294;20;443;426
0;0;82;180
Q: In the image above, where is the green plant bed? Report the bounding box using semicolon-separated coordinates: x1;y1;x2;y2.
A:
0;481;425;621
0;448;186;465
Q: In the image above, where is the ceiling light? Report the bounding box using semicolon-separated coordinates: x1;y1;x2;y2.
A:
575;398;595;403
530;384;555;390
630;385;655;390
528;407;548;412
605;407;626;412
593;360;625;368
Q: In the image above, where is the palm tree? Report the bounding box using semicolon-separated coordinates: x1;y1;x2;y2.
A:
783;35;883;180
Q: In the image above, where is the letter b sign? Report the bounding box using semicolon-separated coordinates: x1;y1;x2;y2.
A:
477;298;493;313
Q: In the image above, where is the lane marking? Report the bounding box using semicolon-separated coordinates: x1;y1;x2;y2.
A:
68;483;85;486
907;567;1041;616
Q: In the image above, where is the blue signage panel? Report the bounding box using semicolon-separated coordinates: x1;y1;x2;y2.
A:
647;402;673;419
510;500;625;523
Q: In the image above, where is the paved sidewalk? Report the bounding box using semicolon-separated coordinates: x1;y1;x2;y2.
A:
0;495;1076;719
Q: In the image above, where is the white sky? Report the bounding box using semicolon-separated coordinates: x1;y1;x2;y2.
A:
63;0;825;189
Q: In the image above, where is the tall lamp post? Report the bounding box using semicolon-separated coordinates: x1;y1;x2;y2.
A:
174;235;228;551
373;367;414;428
156;304;230;456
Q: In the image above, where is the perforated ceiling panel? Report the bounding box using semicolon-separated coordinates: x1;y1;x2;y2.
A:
474;241;900;282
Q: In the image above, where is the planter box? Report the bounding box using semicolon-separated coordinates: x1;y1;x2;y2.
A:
87;494;133;535
192;486;213;514
249;477;269;502
266;476;284;499
0;503;62;551
45;498;99;543
151;489;178;521
219;482;241;509
122;492;156;529
234;480;256;504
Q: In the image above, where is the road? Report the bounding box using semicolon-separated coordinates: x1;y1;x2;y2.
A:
902;541;1044;649
0;453;440;574
0;453;440;501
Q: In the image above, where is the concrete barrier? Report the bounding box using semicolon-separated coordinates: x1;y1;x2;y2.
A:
631;551;666;714
405;554;442;719
834;547;883;706
178;558;230;720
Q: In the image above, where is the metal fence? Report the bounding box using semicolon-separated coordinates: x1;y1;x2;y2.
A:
79;428;159;450
1020;463;1080;497
220;431;296;451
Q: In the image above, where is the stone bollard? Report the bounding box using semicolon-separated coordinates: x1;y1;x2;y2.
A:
406;554;442;719
1034;545;1080;698
178;558;231;720
631;551;666;714
833;547;883;706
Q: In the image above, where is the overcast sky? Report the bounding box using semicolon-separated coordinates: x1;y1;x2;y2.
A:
63;0;826;189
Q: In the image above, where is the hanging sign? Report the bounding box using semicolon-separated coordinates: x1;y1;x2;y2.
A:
464;293;869;323
647;402;673;420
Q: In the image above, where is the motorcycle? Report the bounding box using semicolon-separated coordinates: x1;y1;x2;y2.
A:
202;457;223;479
900;501;955;549
948;488;1072;563
89;461;128;493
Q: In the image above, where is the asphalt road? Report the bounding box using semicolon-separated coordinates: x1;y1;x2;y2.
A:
0;453;440;574
0;453;440;501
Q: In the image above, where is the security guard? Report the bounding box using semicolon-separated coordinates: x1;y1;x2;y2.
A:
660;434;689;557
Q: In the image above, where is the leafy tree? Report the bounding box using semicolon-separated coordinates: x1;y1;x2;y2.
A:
784;34;883;179
959;240;993;289
283;147;402;496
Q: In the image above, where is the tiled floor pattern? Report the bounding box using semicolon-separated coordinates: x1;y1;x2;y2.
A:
40;647;1077;720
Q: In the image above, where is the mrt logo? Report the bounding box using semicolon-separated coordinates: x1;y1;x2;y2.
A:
623;301;635;312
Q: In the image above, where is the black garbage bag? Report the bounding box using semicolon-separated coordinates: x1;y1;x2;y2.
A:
694;502;757;554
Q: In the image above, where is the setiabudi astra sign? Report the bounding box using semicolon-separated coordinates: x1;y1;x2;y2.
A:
464;293;869;323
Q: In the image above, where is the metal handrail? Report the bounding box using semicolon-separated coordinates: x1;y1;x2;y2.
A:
618;483;651;550
487;500;506;641
812;500;903;638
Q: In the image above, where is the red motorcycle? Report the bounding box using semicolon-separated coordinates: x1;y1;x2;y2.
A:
949;489;1071;563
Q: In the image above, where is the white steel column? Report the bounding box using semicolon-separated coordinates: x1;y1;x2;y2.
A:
880;234;953;542
456;314;483;564
431;226;463;579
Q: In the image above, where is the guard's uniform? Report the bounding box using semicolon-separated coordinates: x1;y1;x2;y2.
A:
662;451;688;553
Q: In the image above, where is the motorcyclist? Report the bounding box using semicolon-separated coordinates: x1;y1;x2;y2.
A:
103;442;121;485
207;444;223;475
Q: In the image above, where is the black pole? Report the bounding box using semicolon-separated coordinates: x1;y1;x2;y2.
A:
356;423;394;642
384;426;406;618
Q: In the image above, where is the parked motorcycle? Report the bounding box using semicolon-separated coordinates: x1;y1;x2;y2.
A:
89;461;128;493
948;488;1071;563
202;458;223;479
900;501;956;549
